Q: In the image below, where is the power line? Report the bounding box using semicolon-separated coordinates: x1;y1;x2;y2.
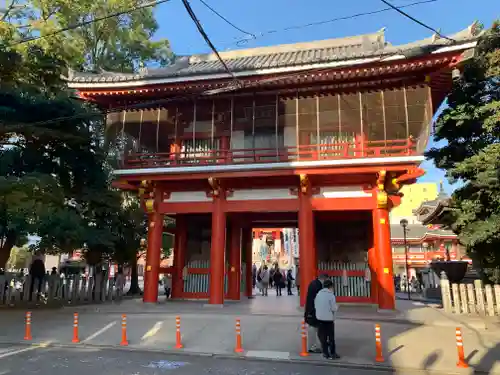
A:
228;0;439;47
379;0;455;42
181;0;240;84
197;0;255;39
16;51;396;129
8;0;171;47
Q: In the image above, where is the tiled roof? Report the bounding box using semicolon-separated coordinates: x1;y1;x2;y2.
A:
67;23;481;84
391;224;455;240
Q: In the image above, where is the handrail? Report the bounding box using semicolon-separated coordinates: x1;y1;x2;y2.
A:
123;138;417;169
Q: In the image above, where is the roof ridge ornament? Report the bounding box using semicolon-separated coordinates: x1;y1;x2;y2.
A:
431;30;442;43
67;68;74;81
138;62;148;76
469;21;481;37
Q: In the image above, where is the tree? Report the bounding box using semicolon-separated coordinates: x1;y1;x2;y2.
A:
2;0;172;72
0;46;114;267
425;22;500;281
1;0;172;271
108;194;147;295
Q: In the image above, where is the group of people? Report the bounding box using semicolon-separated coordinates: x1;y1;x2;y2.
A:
394;274;422;293
304;273;340;360
253;263;296;296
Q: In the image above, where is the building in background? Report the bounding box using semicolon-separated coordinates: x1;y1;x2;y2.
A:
391;182;469;279
390;182;438;225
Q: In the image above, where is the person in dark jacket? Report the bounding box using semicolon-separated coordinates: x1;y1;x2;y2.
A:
286;269;295;295
273;266;284;296
304;273;329;353
29;252;46;301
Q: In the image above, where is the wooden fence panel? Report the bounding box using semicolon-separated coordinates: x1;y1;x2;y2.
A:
495;285;500;316
0;274;123;307
459;284;469;314
474;279;485;315
485;285;496;316
440;273;499;316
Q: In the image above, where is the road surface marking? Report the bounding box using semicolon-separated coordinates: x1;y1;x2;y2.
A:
245;351;290;360
0;341;51;359
82;321;117;343
142;321;163;340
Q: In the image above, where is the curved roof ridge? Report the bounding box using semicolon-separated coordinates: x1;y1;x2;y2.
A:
189;29;386;64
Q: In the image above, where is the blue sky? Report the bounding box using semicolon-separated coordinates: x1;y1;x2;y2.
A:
152;0;499;194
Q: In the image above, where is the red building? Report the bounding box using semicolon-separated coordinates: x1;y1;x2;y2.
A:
390;223;464;274
67;25;480;310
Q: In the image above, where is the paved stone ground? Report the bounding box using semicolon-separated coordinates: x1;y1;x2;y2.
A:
61;291;498;330
1;293;500;374
0;344;471;375
1;307;500;373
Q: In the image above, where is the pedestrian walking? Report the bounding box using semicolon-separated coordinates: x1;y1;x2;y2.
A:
29;252;46;301
314;279;340;360
115;267;125;299
162;273;172;299
273;266;284;296
304;273;329;353
286;269;295;295
258;265;270;296
295;266;300;295
252;263;257;289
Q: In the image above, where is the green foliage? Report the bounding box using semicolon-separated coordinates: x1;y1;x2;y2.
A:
162;233;173;259
425;22;500;281
0;46;114;266
6;246;31;269
0;0;172;271
110;193;148;265
1;0;173;72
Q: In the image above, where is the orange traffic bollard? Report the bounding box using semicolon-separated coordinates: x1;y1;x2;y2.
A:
72;312;80;343
455;327;468;368
120;314;128;346
24;311;32;341
375;324;384;362
299;320;309;357
175;316;183;349
235;319;243;353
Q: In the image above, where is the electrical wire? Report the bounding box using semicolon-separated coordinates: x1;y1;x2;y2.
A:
228;0;439;47
379;0;455;42
15;51;395;129
197;0;255;39
181;0;240;85
8;0;171;47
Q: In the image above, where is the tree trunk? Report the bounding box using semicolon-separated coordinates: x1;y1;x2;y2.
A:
0;242;14;269
127;255;142;295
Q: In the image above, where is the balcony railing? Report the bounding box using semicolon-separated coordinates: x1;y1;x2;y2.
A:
123;138;416;169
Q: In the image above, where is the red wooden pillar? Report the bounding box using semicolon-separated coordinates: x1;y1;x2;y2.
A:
242;228;254;298
372;207;395;310
368;247;378;304
143;212;164;303
172;215;187;299
298;176;315;307
209;192;226;305
227;223;241;300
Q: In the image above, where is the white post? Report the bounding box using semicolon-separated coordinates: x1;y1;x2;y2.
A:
485;284;495;316
452;283;461;314
494;284;500;316
440;272;452;313
474;279;485;315
459;284;469;314
467;284;476;314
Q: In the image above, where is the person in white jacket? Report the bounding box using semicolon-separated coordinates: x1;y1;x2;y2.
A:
314;279;340;359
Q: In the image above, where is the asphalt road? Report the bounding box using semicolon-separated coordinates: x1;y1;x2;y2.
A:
0;344;461;375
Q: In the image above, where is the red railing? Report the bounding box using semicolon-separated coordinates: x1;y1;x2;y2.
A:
123;138;417;169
